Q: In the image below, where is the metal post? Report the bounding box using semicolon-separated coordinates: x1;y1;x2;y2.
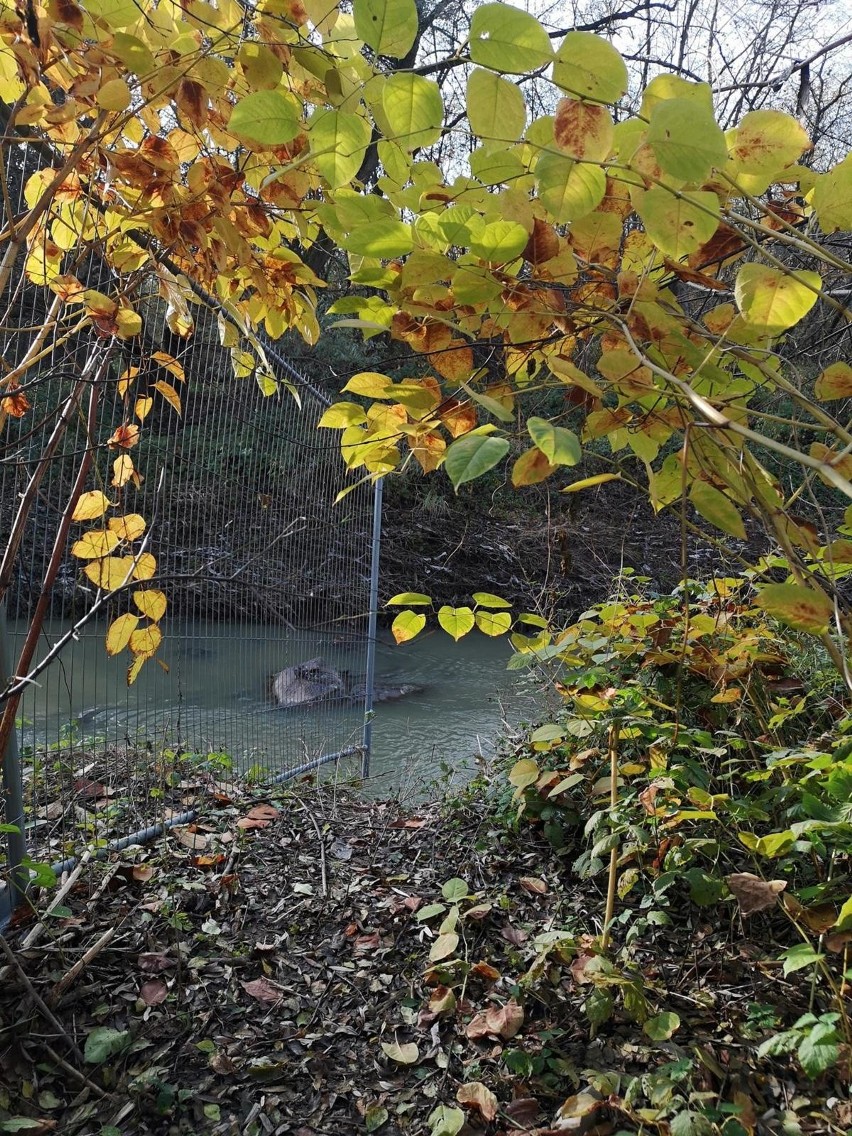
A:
0;603;27;925
362;476;383;779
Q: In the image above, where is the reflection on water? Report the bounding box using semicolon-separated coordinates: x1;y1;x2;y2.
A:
9;619;540;789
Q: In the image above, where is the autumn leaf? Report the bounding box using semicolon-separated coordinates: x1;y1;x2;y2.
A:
381;1039;419;1064
726;872;787;916
241;976;284;1005
457;1081;498;1121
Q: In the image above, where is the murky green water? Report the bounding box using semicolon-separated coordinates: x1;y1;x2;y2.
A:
9;619;542;790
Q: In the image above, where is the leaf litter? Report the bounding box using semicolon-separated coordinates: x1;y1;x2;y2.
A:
0;780;847;1135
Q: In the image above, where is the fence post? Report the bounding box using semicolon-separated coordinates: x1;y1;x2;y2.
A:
362;476;383;779
0;603;27;926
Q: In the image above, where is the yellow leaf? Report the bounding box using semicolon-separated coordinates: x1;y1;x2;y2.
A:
127;654;146;685
129;623;163;659
115;309;142;338
72;490;112;522
153;380;182;415
97;77;132;111
106;613;140;656
112;455;135;487
151;352;186;382
135;396;153;421
133;589;167;621
108;514;146;541
133;552;157;580
391;610;426;644
71;530;121;559
83;556;136;590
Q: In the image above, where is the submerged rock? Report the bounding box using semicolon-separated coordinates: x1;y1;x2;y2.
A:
271;657;422;708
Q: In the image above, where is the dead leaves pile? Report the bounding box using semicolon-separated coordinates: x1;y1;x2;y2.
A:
0;784;847;1136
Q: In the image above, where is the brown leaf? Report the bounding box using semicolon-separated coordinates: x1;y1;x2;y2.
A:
137;952;175;973
457;1081;498;1121
501;924;528;946
237;802;279;829
131;864;155;882
174;827;208;850
504;1097;540;1127
726;872;786;916
241;976;284;1005
73;777;107;799
519;876;548;896
210;1050;237;1075
470;962;501;982
467;999;524;1040
140;978;168;1006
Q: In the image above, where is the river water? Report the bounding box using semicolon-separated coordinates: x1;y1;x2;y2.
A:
8;619;543;792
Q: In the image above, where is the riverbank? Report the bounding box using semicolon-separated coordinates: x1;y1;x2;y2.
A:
0;773;844;1136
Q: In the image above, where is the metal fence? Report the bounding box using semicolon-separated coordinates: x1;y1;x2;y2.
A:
0;130;380;924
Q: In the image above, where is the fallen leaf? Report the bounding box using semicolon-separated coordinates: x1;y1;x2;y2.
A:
173;827;208;850
137;952;175;973
331;840;353;860
467;999;524;1040
470;961;501;982
501;924;528;946
131;864;155;882
457;1081;498;1121
73;778;107;799
354;932;381;954
241;977;284;1005
210;1051;237;1075
519;876;548;895
428;985;457;1016
139;978;168;1006
504;1097;540;1126
381;1039;419;1064
727;872;787;916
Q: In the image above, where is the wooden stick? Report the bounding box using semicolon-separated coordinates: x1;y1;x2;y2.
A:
0;933;85;1065
43;1042;107;1099
48;925;115;1006
0;853;92;984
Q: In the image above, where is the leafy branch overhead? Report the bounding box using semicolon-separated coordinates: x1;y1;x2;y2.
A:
1;0;852;692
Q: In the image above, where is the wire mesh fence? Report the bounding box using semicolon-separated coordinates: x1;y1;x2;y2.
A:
0;129;378;921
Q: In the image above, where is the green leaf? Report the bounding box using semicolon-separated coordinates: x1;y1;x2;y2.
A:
309;109;372;189
469;221;529;262
647;98;727;182
318;402;368;428
354;0;418;59
813;154;852;234
756;583;833;634
469;3;552;74
669;1111;714;1136
779;943;823;976
428;1105;465;1136
833;894;852;931
475;610;512;636
365;1104;390;1132
536;152;606;223
229;90;301;146
342;221;414;258
689;481;746;539
382;72;443;150
472;591;512;608
444;434;509;490
527;417;582;465
391;610;426;644
797;1023;840;1078
639;187;720;259
441;877;469;901
643;1011;681;1040
437;605;476;641
509;757;539;789
415;902;446;921
466;69;526;141
386;591;432;606
552;32;628;103
584;987;613;1026
735;264;821;335
84;1027;131;1064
